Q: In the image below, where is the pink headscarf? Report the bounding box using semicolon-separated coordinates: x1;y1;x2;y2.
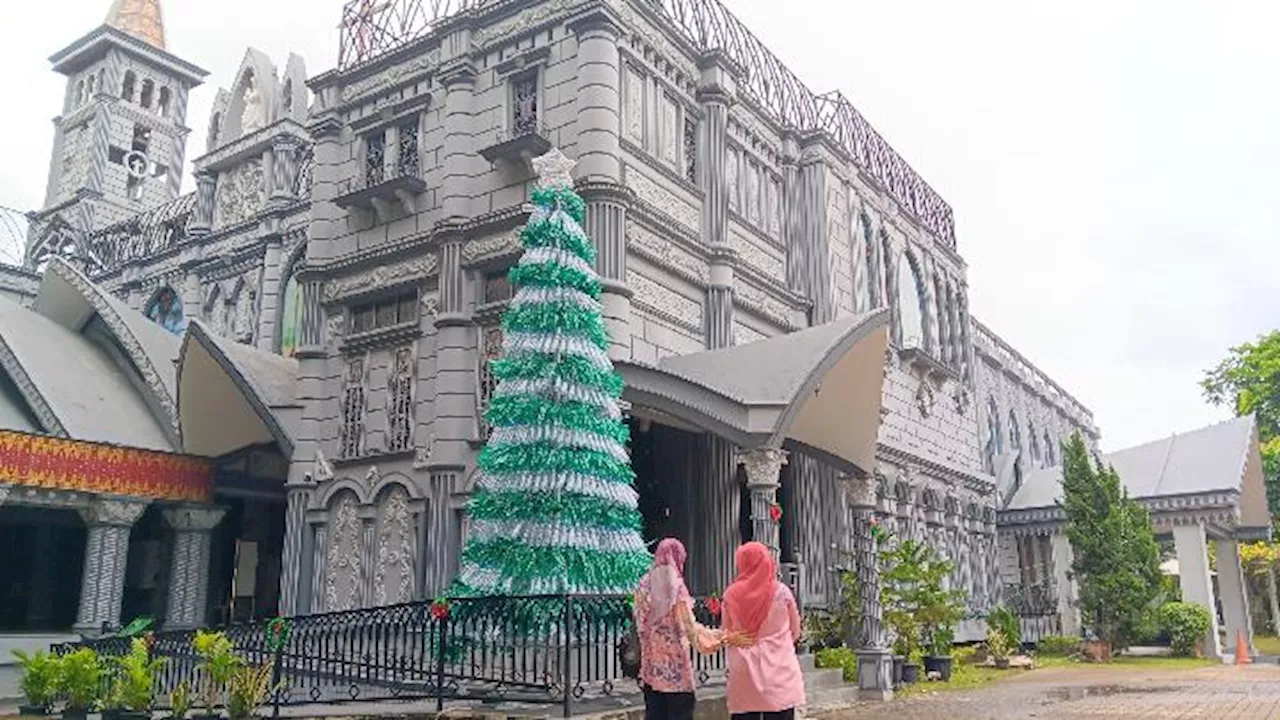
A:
645;538;690;625
723;542;777;636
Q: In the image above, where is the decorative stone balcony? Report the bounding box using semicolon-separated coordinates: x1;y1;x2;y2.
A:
333;163;426;223
479;122;553;170
900;342;958;388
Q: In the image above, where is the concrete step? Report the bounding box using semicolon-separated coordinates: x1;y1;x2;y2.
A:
803;667;847;691
799;653;817;672
806;685;861;710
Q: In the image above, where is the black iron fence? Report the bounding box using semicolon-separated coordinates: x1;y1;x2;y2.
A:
55;594;728;717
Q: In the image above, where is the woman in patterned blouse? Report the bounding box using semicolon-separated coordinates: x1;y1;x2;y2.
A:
633;538;748;720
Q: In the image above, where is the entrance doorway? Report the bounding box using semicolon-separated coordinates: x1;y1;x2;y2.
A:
0;506;85;632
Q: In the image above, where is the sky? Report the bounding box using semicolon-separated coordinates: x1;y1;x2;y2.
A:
0;0;1277;451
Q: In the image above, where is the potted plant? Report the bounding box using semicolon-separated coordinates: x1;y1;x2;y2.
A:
923;628;956;681
12;649;60;715
225;664;277;720
111;638;166;720
193;630;243;717
169;683;192;720
986;626;1011;669
57;648;103;720
882;540;960;686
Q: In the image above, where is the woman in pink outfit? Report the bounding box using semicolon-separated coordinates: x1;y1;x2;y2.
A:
633;538;740;720
723;542;805;720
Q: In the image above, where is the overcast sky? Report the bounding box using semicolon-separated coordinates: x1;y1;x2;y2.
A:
1;0;1276;451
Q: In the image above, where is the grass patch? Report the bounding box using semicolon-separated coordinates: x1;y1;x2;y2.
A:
897;662;1009;697
1109;655;1218;669
1255;635;1280;655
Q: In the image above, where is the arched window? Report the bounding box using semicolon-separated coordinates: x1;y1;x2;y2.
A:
279;272;303;357
985;397;1003;471
1045;429;1056;466
896;254;926;350
140;79;154;109
1029;421;1041;465
861;214;879;308
1008;410;1022;456
145;287;187;335
121;71;136;102
157;87;171;117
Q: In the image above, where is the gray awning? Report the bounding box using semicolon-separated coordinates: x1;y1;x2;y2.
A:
177;320;298;458
619;310;890;476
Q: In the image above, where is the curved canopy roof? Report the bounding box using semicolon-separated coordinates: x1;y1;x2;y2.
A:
177;321;299;458
620;310;890;477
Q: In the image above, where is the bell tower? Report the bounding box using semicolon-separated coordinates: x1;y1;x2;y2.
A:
27;0;207;266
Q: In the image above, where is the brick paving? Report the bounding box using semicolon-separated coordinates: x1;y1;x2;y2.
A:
814;663;1280;719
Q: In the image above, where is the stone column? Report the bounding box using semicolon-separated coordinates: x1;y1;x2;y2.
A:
688;435;740;595
256;237;284;352
848;476;893;700
270;139;298;206
425;471;461;595
432;236;474;468
697;52;738;349
1215;538;1254;659
278;477;313;616
1050;531;1080;637
180;251;204;322
1172;523;1222;658
190;172;217;237
578;182;634;361
781;132;805;295
439;60;477;221
738;448;788;561
797;146;832;324
76;499;148;635
309;523;328;613
162;506;226;629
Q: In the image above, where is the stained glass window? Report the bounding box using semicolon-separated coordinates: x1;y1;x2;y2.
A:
279;273;302;357
477;325;503;439
145;287;187;335
398;120;419;178
513;75;538;136
365;132;386;187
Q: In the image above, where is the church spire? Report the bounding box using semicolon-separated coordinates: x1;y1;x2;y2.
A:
105;0;165;50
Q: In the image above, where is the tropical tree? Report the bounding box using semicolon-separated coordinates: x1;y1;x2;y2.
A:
1201;329;1280;514
1059;432;1162;651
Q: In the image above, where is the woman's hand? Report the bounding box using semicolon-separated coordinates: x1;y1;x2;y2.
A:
722;630;755;648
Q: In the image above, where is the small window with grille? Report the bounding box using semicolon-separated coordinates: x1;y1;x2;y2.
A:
365;131;386;187
397;119;420;178
482;271;513;305
349;290;418;335
511;72;539;137
385;346;415;453
339;357;367;459
477;325;504;440
683;116;698;185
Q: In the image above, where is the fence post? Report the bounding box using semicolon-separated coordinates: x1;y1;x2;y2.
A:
270;640;284;719
435;607;447;714
562;595;573;718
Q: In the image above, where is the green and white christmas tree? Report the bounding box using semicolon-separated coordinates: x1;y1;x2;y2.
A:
454;149;650;597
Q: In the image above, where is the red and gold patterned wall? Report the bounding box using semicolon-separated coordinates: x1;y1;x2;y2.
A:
0;430;213;502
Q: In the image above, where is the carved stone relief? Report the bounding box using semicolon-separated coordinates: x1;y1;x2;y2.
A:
373;485;416;607
627;170;699;231
626;224;707;284
324;257;438;302
623;65;644;144
462;232;521;264
630;272;701;330
216;161;264;228
730;232;785;281
324;492;363;612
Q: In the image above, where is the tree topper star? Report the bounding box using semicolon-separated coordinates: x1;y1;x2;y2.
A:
531;148;577;189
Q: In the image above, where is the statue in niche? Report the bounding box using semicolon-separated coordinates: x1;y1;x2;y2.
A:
233;284;257;343
241;73;264;135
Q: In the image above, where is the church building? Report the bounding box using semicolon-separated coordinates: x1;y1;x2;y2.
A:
0;0;1267;673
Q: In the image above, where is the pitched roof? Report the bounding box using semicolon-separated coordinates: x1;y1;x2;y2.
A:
1006;415;1262;511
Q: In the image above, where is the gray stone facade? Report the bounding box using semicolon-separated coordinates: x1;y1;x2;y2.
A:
17;0;1107;635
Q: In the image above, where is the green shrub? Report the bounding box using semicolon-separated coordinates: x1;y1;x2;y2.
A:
815;646;858;682
11;649;60;709
986;605;1021;649
1158;602;1212;657
114;638;167;711
58;648;104;712
1035;635;1080;657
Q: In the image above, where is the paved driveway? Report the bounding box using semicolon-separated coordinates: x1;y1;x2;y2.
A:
814;663;1280;719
